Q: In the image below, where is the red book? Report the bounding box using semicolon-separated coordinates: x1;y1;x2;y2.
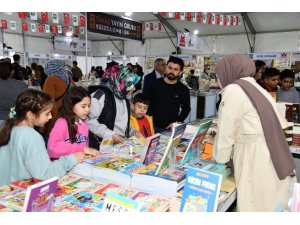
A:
10;178;42;189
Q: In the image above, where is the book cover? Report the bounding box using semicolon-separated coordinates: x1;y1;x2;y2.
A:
65;177;107;193
0;184;22;199
2;189;26;211
180;166;222;212
94;156;135;171
10;178;42;189
132;191;169;212
139;133;161;165
102;191;142;212
23;177;59;212
180;119;213;165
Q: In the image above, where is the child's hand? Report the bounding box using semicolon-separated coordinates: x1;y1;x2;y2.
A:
134;131;143;139
74;152;85;163
112;133;124;144
83;147;100;157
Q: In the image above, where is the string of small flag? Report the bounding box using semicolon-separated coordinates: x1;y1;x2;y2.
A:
0;12;86;35
143;12;242;31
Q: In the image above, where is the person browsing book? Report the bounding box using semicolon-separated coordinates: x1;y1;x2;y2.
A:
87;64;142;149
130;93;154;138
0;89;86;186
213;54;296;211
47;86;99;159
258;67;280;92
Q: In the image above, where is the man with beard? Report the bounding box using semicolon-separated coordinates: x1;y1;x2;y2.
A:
148;56;191;133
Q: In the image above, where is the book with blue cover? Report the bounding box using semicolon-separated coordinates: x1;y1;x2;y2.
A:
180;166;222;212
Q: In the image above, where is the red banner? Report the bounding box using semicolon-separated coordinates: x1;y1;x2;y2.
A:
64;13;70;25
186;12;192;22
38;24;44;33
18;12;26;19
159;12;166;17
80;16;85;27
51;25;57;33
22;22;28;31
41;12;48;23
216;14;220;25
150;22;153;31
75;26;80;34
207;13;212;24
197;13;202;23
174;12;180;19
1;20;8;29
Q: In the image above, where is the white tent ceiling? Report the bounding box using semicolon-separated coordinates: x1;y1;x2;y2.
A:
1;12;300;43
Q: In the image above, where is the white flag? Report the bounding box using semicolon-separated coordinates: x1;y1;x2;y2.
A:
80;27;85;34
238;16;242;26
52;12;59;24
57;25;62;34
192;12;197;22
72;15;78;26
45;24;50;33
227;16;231;26
30;12;37;20
202;13;207;24
69;26;74;33
211;13;216;25
10;21;16;31
168;12;174;18
145;22;150;31
180;12;185;20
220;15;224;26
31;23;36;32
4;12;13;15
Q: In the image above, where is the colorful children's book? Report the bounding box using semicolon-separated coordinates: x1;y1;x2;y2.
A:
94;156;135;171
155;123;187;176
180;119;213;165
10;178;42;189
180;166;222;212
2;189;26;211
0;185;22;199
139;133;161;165
23;177;58;212
64;177;107;193
132;191;169;212
102;191;142;212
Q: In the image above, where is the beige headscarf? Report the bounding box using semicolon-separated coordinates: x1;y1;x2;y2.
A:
216;54;295;180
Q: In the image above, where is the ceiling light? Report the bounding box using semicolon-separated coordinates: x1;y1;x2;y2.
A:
194;30;199;35
108;51;112;55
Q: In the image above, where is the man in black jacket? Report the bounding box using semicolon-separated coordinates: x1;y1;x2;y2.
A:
148;56;191;133
11;54;24;80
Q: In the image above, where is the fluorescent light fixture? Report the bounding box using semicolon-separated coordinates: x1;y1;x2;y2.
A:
193;30;199;35
108;51;112;55
66;31;72;37
124;12;132;17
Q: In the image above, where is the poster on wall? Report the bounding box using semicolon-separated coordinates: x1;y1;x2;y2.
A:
54;36;90;52
177;32;203;51
87;12;143;41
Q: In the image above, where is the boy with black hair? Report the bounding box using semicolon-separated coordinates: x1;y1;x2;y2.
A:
259;67;280;92
130;93;154;138
277;69;300;103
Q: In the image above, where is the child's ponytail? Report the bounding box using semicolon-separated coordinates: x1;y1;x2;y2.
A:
0;119;17;147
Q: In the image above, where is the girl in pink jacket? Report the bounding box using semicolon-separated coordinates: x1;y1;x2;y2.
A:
48;86;98;159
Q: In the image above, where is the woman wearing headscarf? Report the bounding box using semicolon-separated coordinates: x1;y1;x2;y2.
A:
213;54;296;211
43;60;71;135
87;64;141;149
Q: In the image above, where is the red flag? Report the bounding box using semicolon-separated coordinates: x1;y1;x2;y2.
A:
150;23;153;31
186;12;192;22
22;22;28;31
75;26;80;34
79;16;85;26
207;13;212;24
158;23;162;31
51;25;57;33
38;24;44;33
223;15;227;26
230;16;233;26
159;12;166;17
64;26;69;34
197;13;202;23
64;13;70;25
41;12;48;23
174;12;180;19
235;16;239;26
1;20;8;29
216;14;220;25
18;12;26;19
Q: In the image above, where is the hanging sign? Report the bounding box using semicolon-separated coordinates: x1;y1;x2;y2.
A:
54;36;90;52
26;52;48;59
177;32;203;51
87;12;143;41
249;53;282;60
52;54;73;60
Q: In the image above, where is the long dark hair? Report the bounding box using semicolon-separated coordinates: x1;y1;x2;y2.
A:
55;86;90;143
0;89;53;147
